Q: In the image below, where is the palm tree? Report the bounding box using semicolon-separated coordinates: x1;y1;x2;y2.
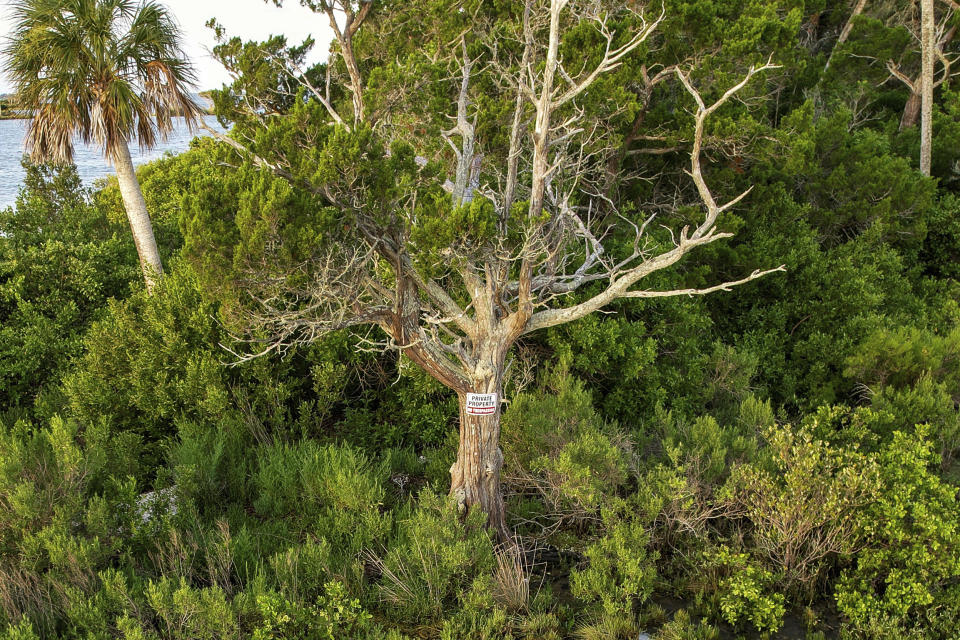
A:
3;0;203;289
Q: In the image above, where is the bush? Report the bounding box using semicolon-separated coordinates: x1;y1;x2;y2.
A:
253;441;391;569
719;423;881;591
252;581;373;640
372;489;494;623
0;162;136;413
0;619;39;640
570;500;658;618
502;370;632;533
652;609;719;640
844;326;960;394
871;377;960;478
0;417;141;634
144;578;238;639
835;428;960;631
705;546;785;634
61;268;229;470
657;397;765;489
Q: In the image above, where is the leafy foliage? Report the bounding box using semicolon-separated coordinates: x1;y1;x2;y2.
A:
2;0;960;639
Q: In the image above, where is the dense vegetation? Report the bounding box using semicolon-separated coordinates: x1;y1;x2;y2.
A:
2;0;960;638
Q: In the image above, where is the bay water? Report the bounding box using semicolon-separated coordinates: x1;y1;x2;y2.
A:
0;115;226;209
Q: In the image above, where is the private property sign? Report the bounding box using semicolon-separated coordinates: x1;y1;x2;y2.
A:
465;393;498;416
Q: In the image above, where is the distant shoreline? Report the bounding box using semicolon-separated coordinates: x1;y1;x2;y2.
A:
1;109;214;121
0;113;213;121
0;115;227;209
0;92;215;120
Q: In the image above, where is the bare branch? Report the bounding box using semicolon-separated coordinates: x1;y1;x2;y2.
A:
320;0;370;124
445;38;480;205
675;60;778;239
502;0;535;227
887;59;917;92
523;230;728;334
621;266;786;298
201;122;311;190
523;62;779;334
825;0;869;71
401;256;477;336
552;7;665;107
263;48;348;129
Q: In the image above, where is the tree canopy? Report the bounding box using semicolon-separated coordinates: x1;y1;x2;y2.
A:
1;0;960;638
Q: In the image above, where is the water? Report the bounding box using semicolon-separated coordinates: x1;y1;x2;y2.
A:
0;115;226;209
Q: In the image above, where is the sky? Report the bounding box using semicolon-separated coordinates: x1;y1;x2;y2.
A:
0;0;334;94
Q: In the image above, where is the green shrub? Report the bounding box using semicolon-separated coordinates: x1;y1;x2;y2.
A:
573;613;640;640
871;377;960;477
267;539;334;605
706;546;785;634
844;326;960;394
651;609;719;640
0;417;142;634
252;581;373;640
570;500;658;617
436;545;559;640
144;577;238;639
0;619;40;640
720;423;880;591
167;417;250;512
253;442;391;559
502;370;631;532
438;587;513;640
657;402;762;490
61;268;229;470
0;162;136;413
836;427;960;630
372;489;494;622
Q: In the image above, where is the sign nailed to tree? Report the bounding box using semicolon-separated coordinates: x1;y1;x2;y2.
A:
465;393;498;416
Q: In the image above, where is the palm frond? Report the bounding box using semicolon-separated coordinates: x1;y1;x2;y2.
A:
1;0;202;164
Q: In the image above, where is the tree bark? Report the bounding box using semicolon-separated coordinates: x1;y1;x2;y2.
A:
450;391;507;539
920;0;935;175
901;90;922;130
449;361;509;539
113;140;164;290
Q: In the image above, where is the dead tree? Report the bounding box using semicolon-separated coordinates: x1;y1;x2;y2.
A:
883;0;957;134
209;0;784;537
921;0;935;174
825;0;870;71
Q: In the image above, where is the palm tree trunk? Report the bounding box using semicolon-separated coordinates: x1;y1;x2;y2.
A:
113;140;164;290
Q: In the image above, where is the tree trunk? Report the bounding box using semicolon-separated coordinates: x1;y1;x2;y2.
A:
113;140;164;290
901;90;922;130
449;374;509;540
825;0;869;70
920;0;935;175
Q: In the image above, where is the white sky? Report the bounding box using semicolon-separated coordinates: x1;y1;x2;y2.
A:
0;0;334;93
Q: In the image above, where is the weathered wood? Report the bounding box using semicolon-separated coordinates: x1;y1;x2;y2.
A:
921;0;935;175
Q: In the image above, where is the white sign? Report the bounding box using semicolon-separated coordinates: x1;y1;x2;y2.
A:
465;393;498;416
